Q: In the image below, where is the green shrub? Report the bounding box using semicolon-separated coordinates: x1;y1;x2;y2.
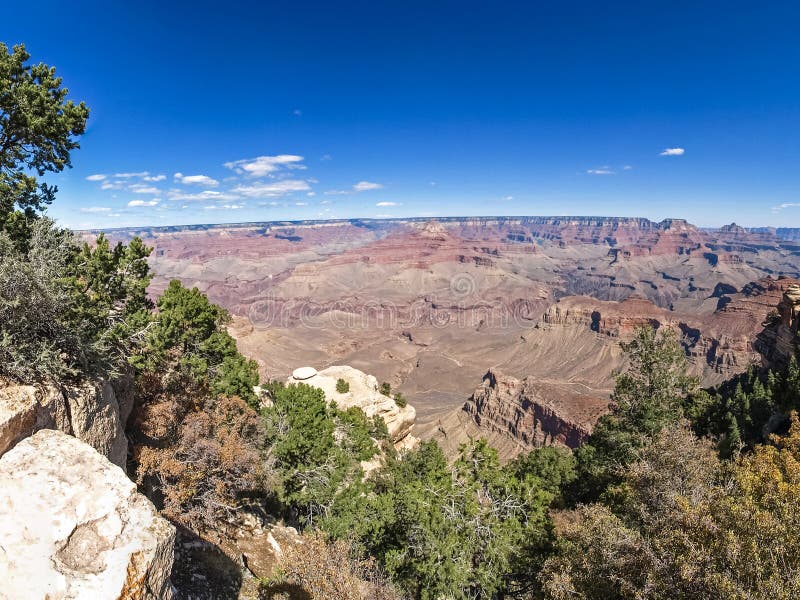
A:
379;382;391;396
336;378;350;393
0;220;152;383
137;279;260;406
393;392;407;408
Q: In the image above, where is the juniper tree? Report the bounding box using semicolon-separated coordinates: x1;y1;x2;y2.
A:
0;43;89;245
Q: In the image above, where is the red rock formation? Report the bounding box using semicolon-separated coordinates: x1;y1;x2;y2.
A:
462;369;605;450
755;280;800;367
539;276;800;381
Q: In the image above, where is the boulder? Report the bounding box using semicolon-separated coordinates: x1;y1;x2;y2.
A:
62;380;128;471
0;429;175;600
0;385;37;457
0;380;130;470
291;366;318;380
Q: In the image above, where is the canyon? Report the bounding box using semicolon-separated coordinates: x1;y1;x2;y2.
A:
100;216;800;458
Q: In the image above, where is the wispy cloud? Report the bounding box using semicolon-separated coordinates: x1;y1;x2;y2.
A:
376;201;401;207
128;199;160;207
167;189;240;202
224;155;305;177
80;206;112;213
659;147;685;156
174;172;219;187
623;165;633;170
143;174;166;182
204;203;244;210
129;184;161;194
587;166;615;175
85;174;107;181
354;181;383;192
772;202;800;212
233;180;311;197
113;171;151;178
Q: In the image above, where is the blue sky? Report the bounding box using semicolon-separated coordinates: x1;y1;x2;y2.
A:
2;1;799;229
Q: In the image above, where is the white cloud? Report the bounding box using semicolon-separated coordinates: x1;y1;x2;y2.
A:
376;201;401;207
128;199;160;207
504;195;514;201
587;166;615;175
129;184;161;194
224;155;305;177
80;206;112;213
174;172;219;187
772;202;800;212
86;174;106;181
233;180;311;197
113;171;150;178
659;147;685;156
375;214;395;219
295;202;308;206
623;165;633;170
353;181;383;192
143;174;166;182
292;108;302;116
167;189;240;202
324;189;350;196
204;203;244;210
307;191;316;197
320;199;332;205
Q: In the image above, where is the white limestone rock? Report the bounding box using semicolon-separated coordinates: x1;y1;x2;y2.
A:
291;366;318;380
0;429;175;600
0;381;130;470
287;365;418;450
62;380;129;471
0;385;37;457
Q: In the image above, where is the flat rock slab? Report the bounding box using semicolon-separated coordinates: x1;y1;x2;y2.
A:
0;429;175;600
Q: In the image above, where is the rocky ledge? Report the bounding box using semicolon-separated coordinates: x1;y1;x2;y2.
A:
0;429;175;599
288;365;418;451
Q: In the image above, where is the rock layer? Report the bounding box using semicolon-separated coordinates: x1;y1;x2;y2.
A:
0;429;175;600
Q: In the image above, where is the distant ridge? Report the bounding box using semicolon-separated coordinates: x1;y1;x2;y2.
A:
82;215;688;236
81;216;800;245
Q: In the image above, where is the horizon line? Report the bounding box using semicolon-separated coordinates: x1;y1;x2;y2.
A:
74;214;780;234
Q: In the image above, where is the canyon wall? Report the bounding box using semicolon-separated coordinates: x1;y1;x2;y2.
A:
464;369;598;449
